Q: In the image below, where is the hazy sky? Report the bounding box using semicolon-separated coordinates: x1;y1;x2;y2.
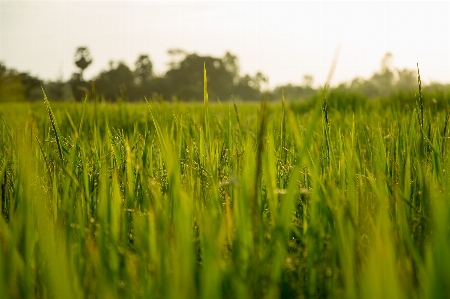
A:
1;0;449;88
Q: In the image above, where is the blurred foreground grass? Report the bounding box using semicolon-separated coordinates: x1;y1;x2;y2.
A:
0;90;450;299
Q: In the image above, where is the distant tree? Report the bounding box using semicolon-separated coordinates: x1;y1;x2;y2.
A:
167;49;187;69
18;72;42;101
70;47;93;101
74;47;92;81
233;74;265;101
222;51;240;84
146;77;172;100
252;72;268;91
0;63;25;102
347;52;396;99
0;63;43;102
370;52;395;97
302;74;314;88
162;51;268;101
234;75;260;101
134;54;153;85
380;52;393;73
95;61;134;101
271;83;316;101
69;72;90;102
45;79;70;101
165;53;236;101
396;68;416;92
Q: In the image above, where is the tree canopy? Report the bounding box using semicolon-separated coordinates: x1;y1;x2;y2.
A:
74;47;92;80
1;49;447;103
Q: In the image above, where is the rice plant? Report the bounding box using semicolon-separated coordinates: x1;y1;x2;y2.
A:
0;69;449;299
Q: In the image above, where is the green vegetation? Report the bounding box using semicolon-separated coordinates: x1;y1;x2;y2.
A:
2;49;449;104
1;48;266;103
1;69;450;299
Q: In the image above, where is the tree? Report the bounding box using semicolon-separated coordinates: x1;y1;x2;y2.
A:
271;83;316;102
69;72;90;102
134;54;153;85
222;51;240;84
0;63;43;102
165;53;236;101
45;80;68;101
302;75;314;88
233;75;261;101
232;72;269;101
74;47;92;81
95;61;134;101
167;48;187;69
380;52;393;73
253;72;268;91
18;72;42;101
371;52;395;97
396;68;416;92
0;63;25;102
347;52;396;99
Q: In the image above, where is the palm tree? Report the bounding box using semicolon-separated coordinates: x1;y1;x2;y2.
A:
74;47;92;81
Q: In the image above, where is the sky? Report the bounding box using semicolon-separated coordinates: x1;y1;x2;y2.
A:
1;0;449;89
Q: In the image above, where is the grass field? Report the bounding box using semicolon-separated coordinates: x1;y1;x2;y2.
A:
1;80;450;298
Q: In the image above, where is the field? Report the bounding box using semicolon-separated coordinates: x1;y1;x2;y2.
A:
1;83;450;298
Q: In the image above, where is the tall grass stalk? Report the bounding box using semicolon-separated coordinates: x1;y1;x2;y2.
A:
1;83;450;298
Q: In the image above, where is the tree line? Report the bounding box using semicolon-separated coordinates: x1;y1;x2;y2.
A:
0;49;448;103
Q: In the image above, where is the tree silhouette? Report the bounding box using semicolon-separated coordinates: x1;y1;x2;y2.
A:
134;54;153;85
0;63;25;102
18;72;42;101
74;47;92;81
165;53;236;101
222;51;240;84
162;51;262;101
95;61;134;101
396;68;416;92
233;75;261;101
302;75;314;88
167;48;186;69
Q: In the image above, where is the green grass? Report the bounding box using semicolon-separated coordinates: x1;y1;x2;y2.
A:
1;86;450;299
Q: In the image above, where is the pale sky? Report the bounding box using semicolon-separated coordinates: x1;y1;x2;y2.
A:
1;0;449;88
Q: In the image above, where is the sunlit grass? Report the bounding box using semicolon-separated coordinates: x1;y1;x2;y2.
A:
1;78;450;298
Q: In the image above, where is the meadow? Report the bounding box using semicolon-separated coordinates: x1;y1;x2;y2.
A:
1;73;450;299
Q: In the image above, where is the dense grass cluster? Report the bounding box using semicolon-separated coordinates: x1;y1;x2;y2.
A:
1;82;450;298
